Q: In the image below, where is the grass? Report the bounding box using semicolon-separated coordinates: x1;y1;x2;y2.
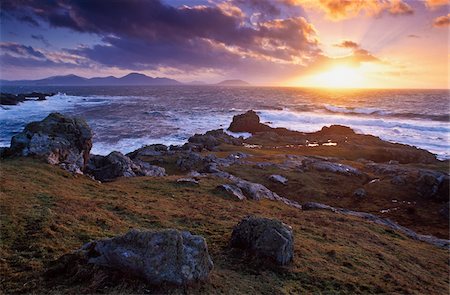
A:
1;157;449;294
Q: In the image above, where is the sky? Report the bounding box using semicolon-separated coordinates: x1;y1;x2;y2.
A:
0;0;449;88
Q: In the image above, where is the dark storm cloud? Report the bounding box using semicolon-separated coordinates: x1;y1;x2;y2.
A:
1;0;320;71
0;42;46;59
31;34;51;47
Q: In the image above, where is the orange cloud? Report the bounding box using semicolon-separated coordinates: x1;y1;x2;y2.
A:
286;0;413;20
433;14;450;27
425;0;450;9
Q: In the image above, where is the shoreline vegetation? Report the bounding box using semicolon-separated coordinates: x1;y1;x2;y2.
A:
1;110;449;294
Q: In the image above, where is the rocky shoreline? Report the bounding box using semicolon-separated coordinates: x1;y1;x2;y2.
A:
0;92;56;105
1;110;449;292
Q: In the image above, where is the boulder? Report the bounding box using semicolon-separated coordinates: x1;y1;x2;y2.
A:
216;184;246;200
54;229;214;286
86;151;166;182
230;216;294;266
439;202;449;220
9;113;93;172
305;159;362;176
228;110;272;133
269;174;288;185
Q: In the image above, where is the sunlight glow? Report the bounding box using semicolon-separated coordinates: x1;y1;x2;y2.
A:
304;66;364;88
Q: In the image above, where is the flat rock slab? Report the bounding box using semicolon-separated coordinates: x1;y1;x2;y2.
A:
216;184;246;200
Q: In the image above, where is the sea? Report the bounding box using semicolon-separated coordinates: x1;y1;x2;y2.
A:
1;86;449;160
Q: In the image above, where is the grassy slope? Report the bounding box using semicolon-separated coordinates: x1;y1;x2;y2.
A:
1;158;449;294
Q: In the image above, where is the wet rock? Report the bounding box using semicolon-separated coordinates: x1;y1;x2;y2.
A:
176;178;200;186
269;174;288;185
353;188;366;198
9;112;93;172
86;152;166;182
216;184;246;200
228;110;272;133
230;216;294;266
53;229;214;286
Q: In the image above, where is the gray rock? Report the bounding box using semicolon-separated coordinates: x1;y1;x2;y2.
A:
216;184;246;200
302;202;337;212
176;178;200;186
235;179;280;201
353;188;366;198
186;129;243;151
79;229;213;285
307;159;361;176
269;174;288;185
126;144;168;159
133;159;167;177
230;216;294;266
9;113;93;172
176;152;215;172
86;152;166;182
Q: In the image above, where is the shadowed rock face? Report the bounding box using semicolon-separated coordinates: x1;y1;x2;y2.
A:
9;112;92;172
228;110;272;133
49;229;214;286
230;216;294;266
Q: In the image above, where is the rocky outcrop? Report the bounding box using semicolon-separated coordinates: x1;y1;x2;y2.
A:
0;92;55;105
228;110;272;133
186;129;243;151
126;144;168;159
9;112;92;173
366;163;449;200
317;125;355;136
216;184;246;200
176;152;216;172
49;229;213;286
86;151;166;182
302;202;450;248
230;216;294;266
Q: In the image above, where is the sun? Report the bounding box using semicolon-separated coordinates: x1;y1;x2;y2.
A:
289;65;367;88
309;66;364;88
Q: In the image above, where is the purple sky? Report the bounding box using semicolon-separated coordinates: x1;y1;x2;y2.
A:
0;0;448;88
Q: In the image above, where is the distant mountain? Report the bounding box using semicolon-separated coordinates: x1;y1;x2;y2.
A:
187;80;207;85
216;79;250;86
0;73;182;86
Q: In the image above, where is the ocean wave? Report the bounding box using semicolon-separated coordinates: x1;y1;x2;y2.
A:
322;104;449;122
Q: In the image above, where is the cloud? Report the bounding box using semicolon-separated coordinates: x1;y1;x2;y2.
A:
334;40;359;49
31;34;51;47
285;0;414;20
433;14;450;27
1;0;321;75
0;42;92;69
407;34;420;38
425;0;450;9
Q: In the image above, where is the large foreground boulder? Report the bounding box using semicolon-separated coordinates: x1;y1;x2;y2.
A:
9;112;92;173
230;216;294;266
228;110;272;133
49;229;213;286
86;151;166;182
